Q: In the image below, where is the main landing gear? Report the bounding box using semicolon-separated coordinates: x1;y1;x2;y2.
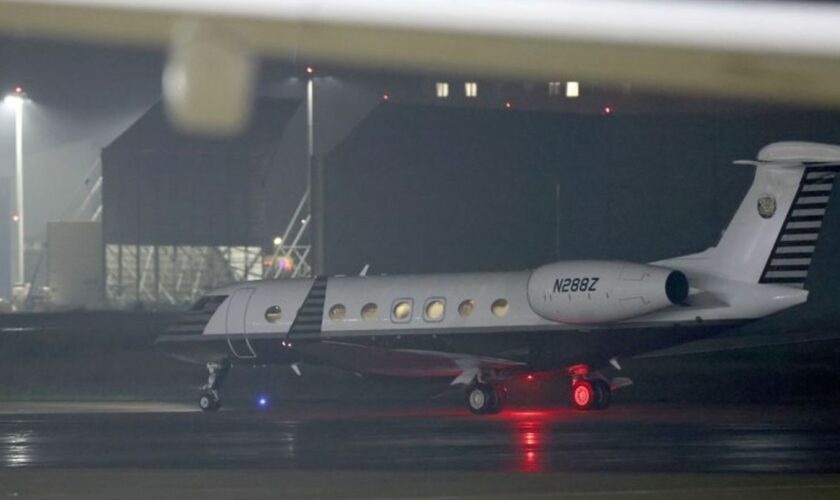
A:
566;363;614;411
571;378;611;411
463;372;614;414
466;383;507;415
199;361;229;412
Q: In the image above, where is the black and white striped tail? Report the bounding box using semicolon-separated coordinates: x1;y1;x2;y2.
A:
759;163;840;288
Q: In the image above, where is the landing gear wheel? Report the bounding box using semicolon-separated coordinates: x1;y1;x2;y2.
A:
494;385;508;411
198;361;229;413
571;380;596;410
199;389;221;412
467;383;506;415
593;379;612;410
572;379;612;410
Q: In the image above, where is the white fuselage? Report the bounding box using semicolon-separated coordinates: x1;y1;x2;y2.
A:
204;265;806;339
157;142;838;380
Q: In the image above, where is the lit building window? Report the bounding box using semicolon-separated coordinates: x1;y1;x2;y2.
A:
464;82;478;98
328;304;346;320
361;302;378;319
436;82;449;98
491;298;509;317
566;81;580;98
392;299;413;322
424;299;445;322
264;305;282;323
548;81;562;96
458;299;475;317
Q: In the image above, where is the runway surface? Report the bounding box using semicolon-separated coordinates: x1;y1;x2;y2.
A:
2;401;840;472
2;401;840;498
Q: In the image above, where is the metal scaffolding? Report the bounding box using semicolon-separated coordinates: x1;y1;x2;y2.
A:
103;190;312;308
264;190;312;279
105;244;265;308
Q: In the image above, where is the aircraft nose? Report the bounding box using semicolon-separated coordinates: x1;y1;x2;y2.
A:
165;310;213;335
166;295;228;335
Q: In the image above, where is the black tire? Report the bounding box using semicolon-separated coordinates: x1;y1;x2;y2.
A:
593;380;612;410
571;380;596;410
199;390;221;412
486;385;507;415
467;384;497;415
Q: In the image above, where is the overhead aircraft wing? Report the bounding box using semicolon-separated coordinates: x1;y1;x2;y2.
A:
3;0;840;133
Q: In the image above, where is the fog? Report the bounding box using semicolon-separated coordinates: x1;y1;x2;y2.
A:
0;37;160;244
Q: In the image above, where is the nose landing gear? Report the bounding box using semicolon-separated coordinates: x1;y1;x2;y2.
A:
199;361;229;412
199;389;221;412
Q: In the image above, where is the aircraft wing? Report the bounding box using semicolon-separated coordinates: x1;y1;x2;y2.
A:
637;328;840;359
4;0;840;133
293;340;525;381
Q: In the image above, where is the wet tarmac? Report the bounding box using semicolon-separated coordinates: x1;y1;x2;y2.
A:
1;401;840;473
2;401;840;498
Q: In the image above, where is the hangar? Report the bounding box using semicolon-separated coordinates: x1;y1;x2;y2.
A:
101;98;300;307
29;69;840;310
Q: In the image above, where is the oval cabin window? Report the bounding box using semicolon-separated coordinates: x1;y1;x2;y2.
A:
424;299;445;322
361;302;379;320
491;299;509;317
458;299;475;317
392;300;413;322
264;305;282;323
329;304;347;320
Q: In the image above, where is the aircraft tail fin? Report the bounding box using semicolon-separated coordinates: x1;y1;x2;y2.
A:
659;142;840;289
757;161;839;288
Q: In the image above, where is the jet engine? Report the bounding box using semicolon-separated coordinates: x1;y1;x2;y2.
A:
527;261;689;324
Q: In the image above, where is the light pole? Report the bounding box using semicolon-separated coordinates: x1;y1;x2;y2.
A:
305;66;314;161
3;87;25;292
305;67;323;275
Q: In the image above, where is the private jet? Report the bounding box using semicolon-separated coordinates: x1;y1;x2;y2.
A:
6;0;840;414
156;141;840;414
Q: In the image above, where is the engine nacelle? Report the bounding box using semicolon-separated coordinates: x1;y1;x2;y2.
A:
527;261;689;324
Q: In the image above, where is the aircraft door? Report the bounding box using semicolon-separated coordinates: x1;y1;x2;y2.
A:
225;287;257;359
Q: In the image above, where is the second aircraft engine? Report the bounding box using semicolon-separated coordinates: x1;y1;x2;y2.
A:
526;260;689;324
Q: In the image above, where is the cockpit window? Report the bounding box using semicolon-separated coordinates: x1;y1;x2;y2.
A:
167;295;228;335
190;295;227;312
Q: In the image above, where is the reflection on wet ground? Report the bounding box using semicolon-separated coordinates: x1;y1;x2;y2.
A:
1;402;840;473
